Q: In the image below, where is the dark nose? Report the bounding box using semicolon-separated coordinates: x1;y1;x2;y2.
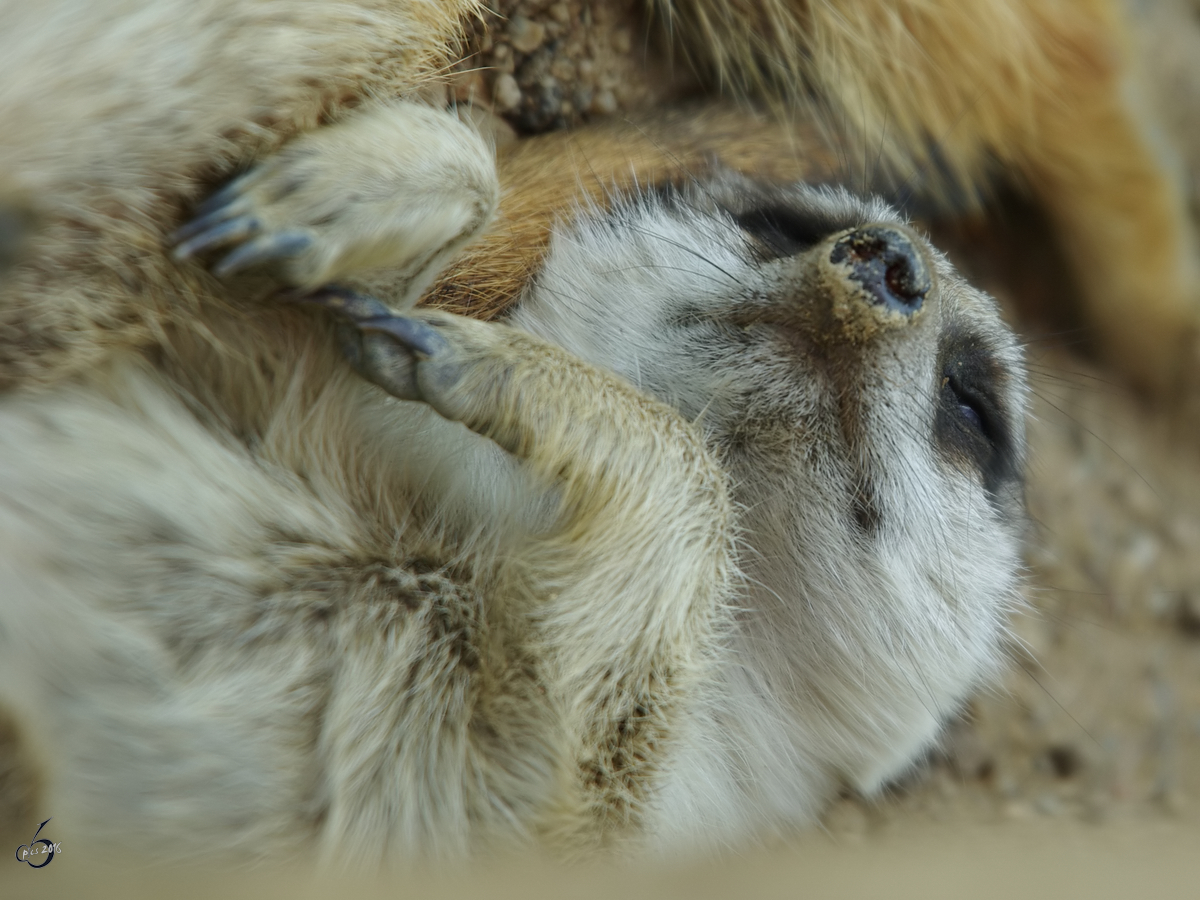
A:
829;225;930;316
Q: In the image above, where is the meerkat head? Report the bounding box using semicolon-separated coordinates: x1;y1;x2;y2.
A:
509;168;1027;803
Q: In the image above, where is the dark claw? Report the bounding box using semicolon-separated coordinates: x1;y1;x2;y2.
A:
300;288;447;358
171;201;248;246
171;170;260;245
192;171;258;218
172;216;262;261
212;231;313;277
296;288;443;402
358;316;448;359
353;330;423;402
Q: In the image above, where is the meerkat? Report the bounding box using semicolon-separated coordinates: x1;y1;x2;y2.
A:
0;0;1026;864
0;125;1027;874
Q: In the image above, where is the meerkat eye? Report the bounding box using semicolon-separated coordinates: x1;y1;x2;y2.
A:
943;370;992;440
934;336;1019;496
732;204;841;259
958;398;984;432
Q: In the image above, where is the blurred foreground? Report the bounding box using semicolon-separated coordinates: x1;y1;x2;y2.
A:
2;817;1196;899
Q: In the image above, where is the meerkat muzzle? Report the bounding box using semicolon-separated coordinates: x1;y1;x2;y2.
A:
830;225;931;317
798;223;934;344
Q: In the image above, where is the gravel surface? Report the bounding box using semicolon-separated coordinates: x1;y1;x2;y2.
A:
450;0;694;134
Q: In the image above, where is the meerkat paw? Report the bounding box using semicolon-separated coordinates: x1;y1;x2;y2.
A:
299;286;691;471
298;288;439;404
300;287;506;426
173;102;498;302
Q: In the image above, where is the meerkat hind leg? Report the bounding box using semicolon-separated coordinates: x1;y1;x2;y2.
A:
173;101;499;304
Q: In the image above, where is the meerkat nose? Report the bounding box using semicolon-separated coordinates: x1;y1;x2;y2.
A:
829;225;930;316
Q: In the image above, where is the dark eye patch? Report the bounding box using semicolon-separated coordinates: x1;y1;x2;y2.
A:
732;204;846;259
944;369;993;442
934;333;1019;497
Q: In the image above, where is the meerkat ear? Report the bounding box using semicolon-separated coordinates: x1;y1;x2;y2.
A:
677;165;856;260
731;203;839;259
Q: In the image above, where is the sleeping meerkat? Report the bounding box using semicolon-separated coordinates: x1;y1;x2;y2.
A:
0;92;1028;861
0;0;1030;864
501;171;1029;849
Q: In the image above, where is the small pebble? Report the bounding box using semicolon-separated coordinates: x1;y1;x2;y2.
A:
492;73;522;112
508;16;546;54
591;89;618;115
1177;591;1200;636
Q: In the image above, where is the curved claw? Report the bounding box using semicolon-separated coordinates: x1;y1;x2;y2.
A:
300;289;448;358
212;231;313;277
358;316;448;360
171;167;271;260
295;288;448;402
172;215;261;261
171;198;250;246
294;287;396;322
192;170;260;218
171;172;261;245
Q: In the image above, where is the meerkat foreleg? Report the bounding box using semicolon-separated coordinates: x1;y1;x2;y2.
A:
304;288;737;843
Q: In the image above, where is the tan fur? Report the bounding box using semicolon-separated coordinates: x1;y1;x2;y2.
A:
426;106;844;320
0;0;484;387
